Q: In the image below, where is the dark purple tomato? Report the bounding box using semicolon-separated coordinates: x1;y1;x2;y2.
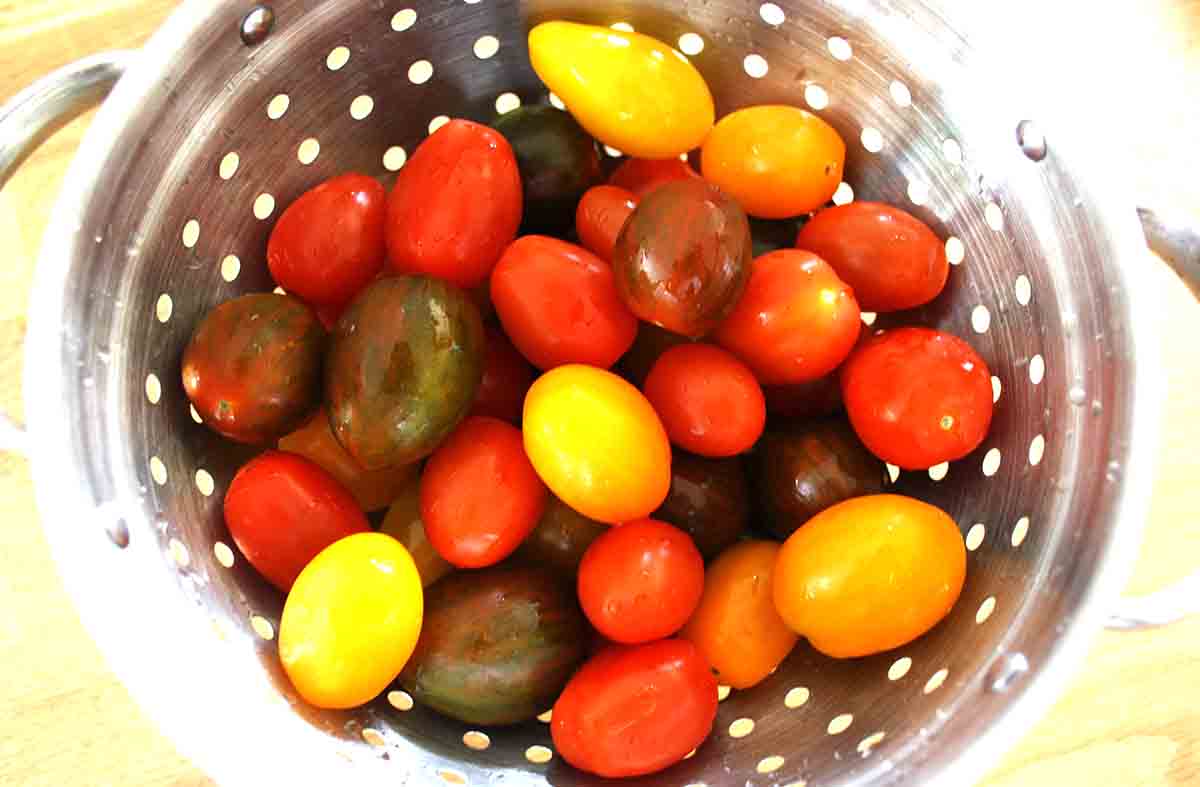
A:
655;452;749;560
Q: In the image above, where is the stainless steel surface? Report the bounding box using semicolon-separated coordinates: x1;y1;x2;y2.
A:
12;0;1175;786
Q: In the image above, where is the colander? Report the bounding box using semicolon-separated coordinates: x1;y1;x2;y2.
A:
1;1;1198;785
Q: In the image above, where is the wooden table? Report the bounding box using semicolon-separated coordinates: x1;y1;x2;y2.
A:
1;1;1197;785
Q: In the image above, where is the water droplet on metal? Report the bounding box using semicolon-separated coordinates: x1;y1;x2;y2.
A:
1067;385;1086;405
1105;460;1122;482
987;652;1029;692
240;5;275;46
106;519;130;548
1016;120;1047;161
1091;400;1103;416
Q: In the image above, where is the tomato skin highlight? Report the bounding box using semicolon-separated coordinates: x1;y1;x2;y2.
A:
840;326;993;469
386;119;522;288
551;639;718;778
223;451;370;592
575;185;638;262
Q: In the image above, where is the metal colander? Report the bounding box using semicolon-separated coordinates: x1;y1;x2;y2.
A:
2;1;1197;785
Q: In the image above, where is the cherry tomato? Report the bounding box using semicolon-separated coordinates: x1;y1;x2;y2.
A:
470;325;536;424
223;451;369;592
608;157;701;199
420;416;547;568
773;494;966;658
680;541;798;688
379;474;453;587
514;495;608;580
386;119;522;288
796;202;949;312
762;375;843;420
701;105;845;218
279;532;423;709
577;518;704;643
278;410;416;512
523;365;671;524
267;173;387;309
575;185;638;261
643;344;766;457
841;327;993;469
491;236;638;370
617;322;693;387
552;639;718;778
528;22;714;159
655;453;749;560
715;250;861;384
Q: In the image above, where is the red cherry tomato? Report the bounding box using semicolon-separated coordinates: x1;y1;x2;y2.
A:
386;119;522;288
223;451;370;591
420;416;548;568
552;639;718;778
575;185;638;261
840;327;993;469
715;249;861;385
491;236;638;370
470;325;536;424
796;202;949;312
643;344;765;457
609;157;701;198
577;518;704;644
267;173;387;310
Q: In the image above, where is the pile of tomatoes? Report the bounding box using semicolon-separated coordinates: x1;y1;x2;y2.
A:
180;20;992;779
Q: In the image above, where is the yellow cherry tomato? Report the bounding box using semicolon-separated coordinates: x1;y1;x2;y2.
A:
523;365;671;524
773;494;966;658
379;475;453;588
528;21;714;159
279;532;423;709
680;541;798;689
701;105;846;218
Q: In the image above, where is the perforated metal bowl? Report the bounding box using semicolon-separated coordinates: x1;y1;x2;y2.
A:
1;1;1197;786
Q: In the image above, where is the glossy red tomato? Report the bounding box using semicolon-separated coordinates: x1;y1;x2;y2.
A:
386;119;522;288
577;518;704;644
609;157;701;198
267;174;387;309
420;416;548;568
223;451;370;591
575;185;638;261
469;325;536;424
643;344;765;457
491;236;638;370
552;639;718;778
841;327;993;469
715;249;861;384
796;202;949;312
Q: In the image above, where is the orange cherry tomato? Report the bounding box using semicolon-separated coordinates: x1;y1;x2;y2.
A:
643;344;765;457
575;185;638;261
680;541;798;688
278;410;416;512
470;325;536;424
773;494;966;658
715;249;861;385
379;474;453;587
608;157;701;199
701;105;845;218
523;365;671;524
420;416;547;568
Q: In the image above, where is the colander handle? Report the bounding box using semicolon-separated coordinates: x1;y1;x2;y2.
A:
1138;207;1200;298
0;51;132;454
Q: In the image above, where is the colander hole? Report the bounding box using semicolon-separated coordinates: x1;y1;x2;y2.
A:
273;286;287;295
181;219;200;249
927;462;948;481
214;541;235;567
1028;434;1045;466
610;22;635;32
408;60;433;84
495;92;522;114
784;686;810;708
945;236;965;265
886;463;900;483
991;375;1002;403
965;523;985;551
827;36;853;61
168;538;190;567
383;146;408;171
743;54;769;78
537;709;553;723
1015;274;1032;305
218;152;240;180
678;33;705;55
525;745;553;764
326;46;351;71
429;115;450;135
982;448;1001;476
464;0;482;4
195;469;215;497
729;718;755;738
149;456;168;485
438;769;467;785
350;95;375;120
717;684;732;701
942;138;963;165
473;35;500;59
267;94;290;120
976;596;997;624
155;294;173;323
387;690;414;711
832;181;854;205
604;145;624;158
971;304;991;333
783;783;808;787
860;127;883;153
254;193;276;220
189;403;203;424
758;756;786;774
1011;516;1030;547
1029;354;1045;385
297;138;321;165
759;2;786;25
221;254;241;282
923;668;949;693
888;81;911;107
362;728;386;747
827;714;854;735
858;732;886;756
683;749;697;760
391;9;417;32
145;374;162;404
985;201;1004;231
860;311;877;326
907;179;929;206
887;657;912;680
250;615;275;640
462;731;491;750
548;91;567;109
804;83;829;110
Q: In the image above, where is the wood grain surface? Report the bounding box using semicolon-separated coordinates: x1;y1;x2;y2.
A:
1;1;1197;785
